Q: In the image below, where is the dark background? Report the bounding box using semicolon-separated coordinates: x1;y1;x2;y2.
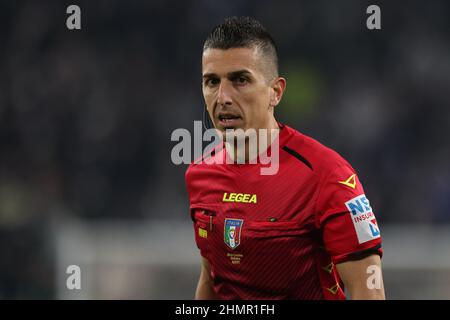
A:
0;0;449;298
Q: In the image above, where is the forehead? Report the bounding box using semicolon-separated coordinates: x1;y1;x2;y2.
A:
202;47;263;76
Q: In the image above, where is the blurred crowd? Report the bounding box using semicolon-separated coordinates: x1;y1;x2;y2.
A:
0;0;449;298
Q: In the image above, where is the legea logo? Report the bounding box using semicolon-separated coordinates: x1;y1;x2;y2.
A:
222;192;257;204
171;121;279;175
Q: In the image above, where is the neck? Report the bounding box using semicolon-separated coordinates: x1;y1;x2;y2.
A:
224;118;280;164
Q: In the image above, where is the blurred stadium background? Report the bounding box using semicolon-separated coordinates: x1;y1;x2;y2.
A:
0;0;449;299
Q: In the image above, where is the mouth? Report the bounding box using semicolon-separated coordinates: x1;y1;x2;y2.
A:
217;113;242;129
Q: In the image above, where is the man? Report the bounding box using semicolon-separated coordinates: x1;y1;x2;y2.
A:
185;16;385;300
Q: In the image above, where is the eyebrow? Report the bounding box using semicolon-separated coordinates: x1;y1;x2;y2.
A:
202;69;252;79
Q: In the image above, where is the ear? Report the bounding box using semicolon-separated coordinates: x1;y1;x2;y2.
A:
270;77;286;107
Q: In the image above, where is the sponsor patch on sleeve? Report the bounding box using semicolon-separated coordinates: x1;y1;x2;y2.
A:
345;194;380;244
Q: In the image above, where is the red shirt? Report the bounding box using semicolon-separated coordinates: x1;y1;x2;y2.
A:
185;124;382;300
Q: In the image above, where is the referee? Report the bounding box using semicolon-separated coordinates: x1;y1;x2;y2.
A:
185;16;385;300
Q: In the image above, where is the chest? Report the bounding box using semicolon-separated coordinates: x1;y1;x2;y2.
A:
189;158;319;228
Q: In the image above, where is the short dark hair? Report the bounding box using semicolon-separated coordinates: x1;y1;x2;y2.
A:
203;16;279;77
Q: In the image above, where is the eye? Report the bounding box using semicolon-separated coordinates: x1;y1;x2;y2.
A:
234;76;249;85
205;78;220;87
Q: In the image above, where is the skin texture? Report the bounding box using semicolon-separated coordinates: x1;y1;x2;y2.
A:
195;257;217;300
196;45;386;300
336;254;386;299
202;47;286;135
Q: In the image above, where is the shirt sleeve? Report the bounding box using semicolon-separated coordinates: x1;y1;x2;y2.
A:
315;163;383;264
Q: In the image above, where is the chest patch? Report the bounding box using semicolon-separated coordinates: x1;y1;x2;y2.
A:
224;218;244;249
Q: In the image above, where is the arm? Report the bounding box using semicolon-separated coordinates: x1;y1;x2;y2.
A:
336;254;385;300
195;257;218;300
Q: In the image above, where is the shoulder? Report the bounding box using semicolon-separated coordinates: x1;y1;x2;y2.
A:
185;143;225;183
282;125;355;177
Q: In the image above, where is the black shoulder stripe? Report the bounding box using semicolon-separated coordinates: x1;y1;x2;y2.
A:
282;146;313;171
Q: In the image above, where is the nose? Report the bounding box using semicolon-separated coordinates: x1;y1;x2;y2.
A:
217;80;233;106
